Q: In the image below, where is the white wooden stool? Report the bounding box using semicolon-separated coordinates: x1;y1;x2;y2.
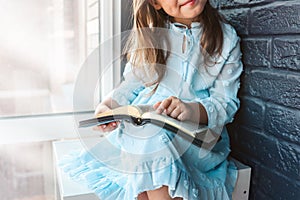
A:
53;140;251;200
231;158;251;200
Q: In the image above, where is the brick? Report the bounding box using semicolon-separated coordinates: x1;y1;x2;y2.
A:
219;8;249;35
219;0;275;9
256;166;300;200
265;105;300;144
250;1;300;34
219;0;250;8
235;97;264;130
232;126;300;178
253;190;270;200
209;0;219;8
275;142;300;179
244;70;300;109
232;127;276;162
241;39;271;67
273;38;300;71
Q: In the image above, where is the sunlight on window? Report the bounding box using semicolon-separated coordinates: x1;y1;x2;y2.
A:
0;0;98;117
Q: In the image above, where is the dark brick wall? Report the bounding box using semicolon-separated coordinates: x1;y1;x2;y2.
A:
216;0;300;199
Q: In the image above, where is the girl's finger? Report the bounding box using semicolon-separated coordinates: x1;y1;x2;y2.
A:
93;125;105;132
164;101;178;115
169;106;182;119
153;101;161;109
177;112;186;121
157;98;172;113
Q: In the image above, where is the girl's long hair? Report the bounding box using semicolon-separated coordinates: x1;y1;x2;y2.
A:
124;0;224;89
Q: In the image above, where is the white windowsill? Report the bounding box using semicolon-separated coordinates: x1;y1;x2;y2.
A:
0;112;94;144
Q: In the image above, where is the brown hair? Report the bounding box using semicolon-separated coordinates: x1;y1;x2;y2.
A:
124;0;224;89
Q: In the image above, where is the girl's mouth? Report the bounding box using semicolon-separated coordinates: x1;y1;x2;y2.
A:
180;0;196;7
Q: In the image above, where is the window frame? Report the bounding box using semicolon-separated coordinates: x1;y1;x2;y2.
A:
0;0;122;144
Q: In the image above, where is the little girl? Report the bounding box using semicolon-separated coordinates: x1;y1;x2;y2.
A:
62;0;243;199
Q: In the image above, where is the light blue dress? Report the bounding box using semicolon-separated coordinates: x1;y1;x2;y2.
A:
61;22;243;200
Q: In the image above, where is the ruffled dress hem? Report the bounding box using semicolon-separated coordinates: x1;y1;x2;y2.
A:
59;149;237;200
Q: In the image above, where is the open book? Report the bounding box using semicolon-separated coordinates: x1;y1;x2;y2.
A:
79;105;220;148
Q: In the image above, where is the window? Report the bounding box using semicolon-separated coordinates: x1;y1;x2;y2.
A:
0;0;121;117
0;0;122;144
0;1;122;200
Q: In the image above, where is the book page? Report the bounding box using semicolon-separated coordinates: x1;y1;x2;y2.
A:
95;105;141;118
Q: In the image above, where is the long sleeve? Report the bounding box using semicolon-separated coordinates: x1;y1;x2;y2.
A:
198;37;243;129
111;63;145;106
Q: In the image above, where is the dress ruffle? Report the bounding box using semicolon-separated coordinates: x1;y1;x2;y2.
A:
60;148;237;200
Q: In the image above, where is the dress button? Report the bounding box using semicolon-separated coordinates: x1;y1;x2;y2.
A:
208;106;214;113
160;135;169;143
183;180;189;189
192;188;199;197
224;81;230;87
200;174;206;180
171;165;177;173
104;189;109;195
227;68;233;74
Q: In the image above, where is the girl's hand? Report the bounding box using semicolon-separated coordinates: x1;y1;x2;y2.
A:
93;103;119;132
93;121;119;132
153;96;194;121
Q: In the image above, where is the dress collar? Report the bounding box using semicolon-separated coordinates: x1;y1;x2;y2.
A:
168;21;202;33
